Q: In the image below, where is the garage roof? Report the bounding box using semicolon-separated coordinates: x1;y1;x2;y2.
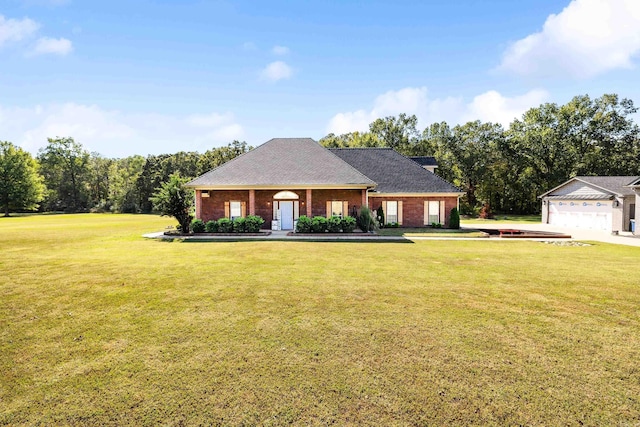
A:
540;176;640;198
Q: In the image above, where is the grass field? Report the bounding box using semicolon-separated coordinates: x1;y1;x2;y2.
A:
1;214;639;425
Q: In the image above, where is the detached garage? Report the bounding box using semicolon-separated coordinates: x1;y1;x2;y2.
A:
540;176;638;233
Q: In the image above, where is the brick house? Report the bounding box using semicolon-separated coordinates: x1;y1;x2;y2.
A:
186;138;462;229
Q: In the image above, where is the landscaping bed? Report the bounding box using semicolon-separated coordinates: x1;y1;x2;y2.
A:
164;231;271;237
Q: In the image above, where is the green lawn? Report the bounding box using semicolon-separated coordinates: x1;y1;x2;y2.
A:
1;214;639;425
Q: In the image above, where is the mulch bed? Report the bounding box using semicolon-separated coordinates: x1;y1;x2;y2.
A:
164;231;271;237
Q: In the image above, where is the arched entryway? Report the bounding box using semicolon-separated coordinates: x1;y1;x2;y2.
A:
273;191;300;230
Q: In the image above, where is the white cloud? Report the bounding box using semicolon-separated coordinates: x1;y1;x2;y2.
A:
326;87;549;134
498;0;640;78
29;36;72;56
272;45;290;55
0;15;39;46
0;103;245;158
260;61;293;82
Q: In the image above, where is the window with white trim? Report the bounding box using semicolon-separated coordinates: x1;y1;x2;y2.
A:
331;201;344;217
230;201;242;220
386;201;398;224
428;200;440;224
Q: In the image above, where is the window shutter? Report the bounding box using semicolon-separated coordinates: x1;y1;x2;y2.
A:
398;201;403;225
294;201;299;219
326;201;332;218
273;201;278;220
241;202;247;218
440;201;445;225
424;201;429;225
342;201;348;217
224;201;230;219
382;201;387;224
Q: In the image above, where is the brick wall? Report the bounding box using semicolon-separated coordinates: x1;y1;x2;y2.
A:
369;196;459;228
311;189;363;218
198;190;458;228
199;190;249;222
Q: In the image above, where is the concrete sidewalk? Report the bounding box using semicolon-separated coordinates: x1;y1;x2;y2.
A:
464;222;640;247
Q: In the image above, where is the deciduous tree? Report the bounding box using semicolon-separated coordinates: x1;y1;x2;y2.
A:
0;141;45;216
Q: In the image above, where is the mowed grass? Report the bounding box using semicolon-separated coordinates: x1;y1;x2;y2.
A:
1;214;639;425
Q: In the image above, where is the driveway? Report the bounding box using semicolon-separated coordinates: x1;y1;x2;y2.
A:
463;222;640;247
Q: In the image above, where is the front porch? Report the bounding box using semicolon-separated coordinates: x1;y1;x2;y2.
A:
195;188;368;230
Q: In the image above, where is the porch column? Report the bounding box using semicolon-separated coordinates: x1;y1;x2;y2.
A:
306;188;312;217
362;189;368;207
249;189;255;216
195;190;202;219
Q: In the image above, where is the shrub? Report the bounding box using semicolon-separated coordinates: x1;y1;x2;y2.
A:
233;217;247;233
357;206;375;232
341;216;357;233
244;215;265;233
191;218;205;233
311;216;328;233
296;215;312;233
387;222;399;228
449;207;460;229
205;220;218;233
376;205;385;228
217;218;233;233
327;216;342;233
431;222;443;228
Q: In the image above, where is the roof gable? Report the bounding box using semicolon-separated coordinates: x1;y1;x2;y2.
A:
187;138;375;188
329;148;460;194
541;176;640;198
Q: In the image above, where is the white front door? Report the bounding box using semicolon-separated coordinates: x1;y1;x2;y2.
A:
280;201;294;230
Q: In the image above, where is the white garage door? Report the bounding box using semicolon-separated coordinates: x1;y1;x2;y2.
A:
548;200;613;231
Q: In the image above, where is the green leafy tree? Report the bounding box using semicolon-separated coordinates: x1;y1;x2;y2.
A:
150;174;194;233
369;113;419;152
319;132;383;148
447;121;504;210
0;141;45;216
37;137;91;212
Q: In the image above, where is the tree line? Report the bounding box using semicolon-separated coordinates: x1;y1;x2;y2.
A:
0;138;250;216
1;93;639;217
320;94;640;214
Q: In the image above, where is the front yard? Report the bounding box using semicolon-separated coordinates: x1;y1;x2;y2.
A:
1;214;639;425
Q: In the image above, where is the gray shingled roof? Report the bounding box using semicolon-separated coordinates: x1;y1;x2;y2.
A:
410;156;438;167
576;176;639;197
329;148;461;194
187;138;375;187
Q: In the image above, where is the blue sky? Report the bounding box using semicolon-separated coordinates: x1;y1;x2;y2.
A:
1;0;639;157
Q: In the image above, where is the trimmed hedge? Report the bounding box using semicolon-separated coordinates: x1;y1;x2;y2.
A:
296;215;312;233
295;215;358;233
191;218;205;233
191;215;265;233
341;216;357;233
205;220;218;232
217;218;233;233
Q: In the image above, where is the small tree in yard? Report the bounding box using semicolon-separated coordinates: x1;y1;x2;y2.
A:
449;207;460;229
150;174;194;233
